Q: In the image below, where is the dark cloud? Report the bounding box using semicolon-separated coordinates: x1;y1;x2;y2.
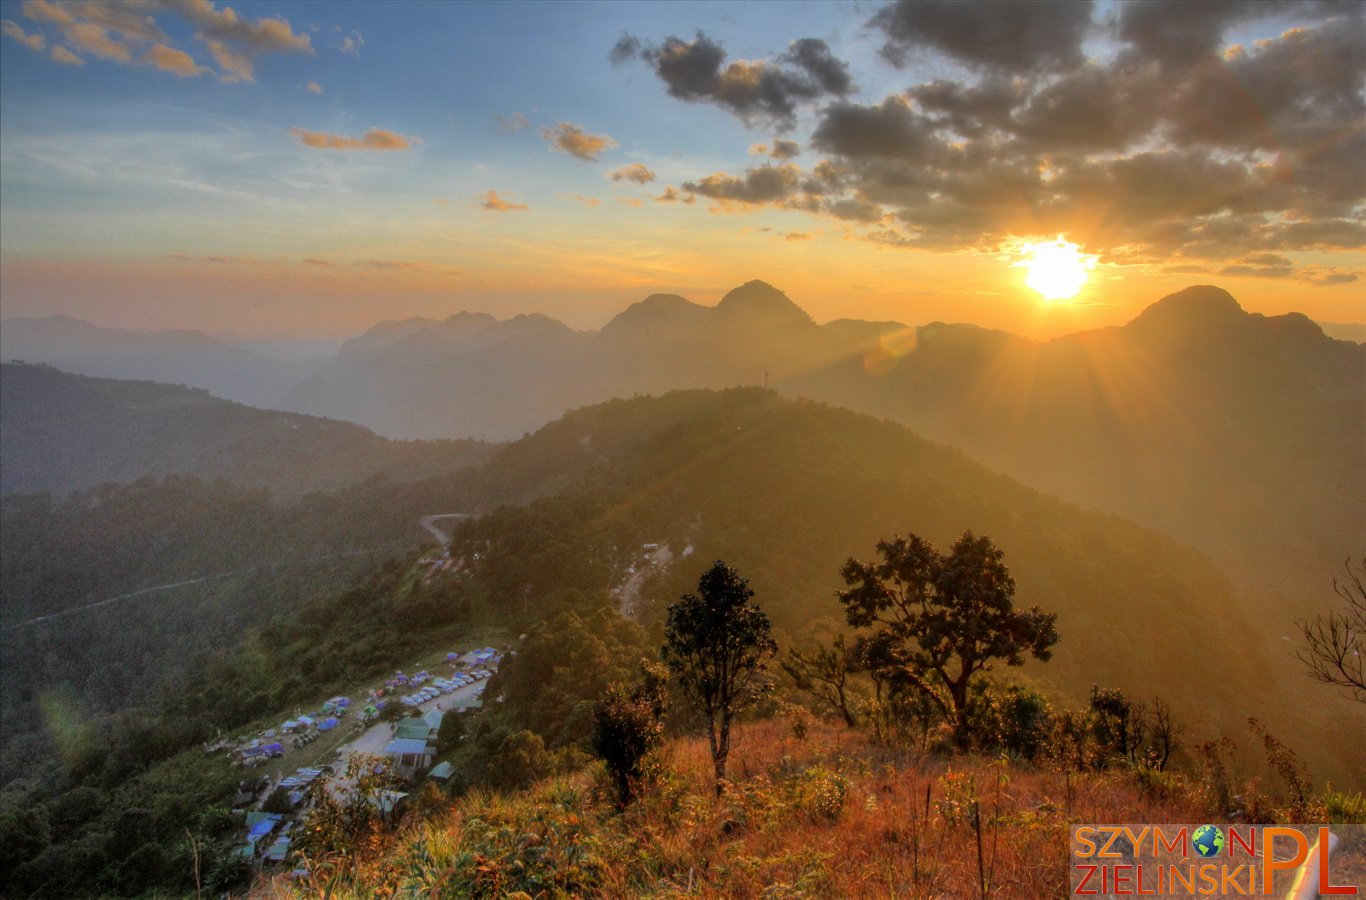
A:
770;139;800;159
811;97;940;160
682;164;804;205
871;0;1093;73
612;31;851;129
634;4;1364;263
1113;0;1353;69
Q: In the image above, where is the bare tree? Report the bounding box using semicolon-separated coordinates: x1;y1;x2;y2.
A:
1295;557;1365;703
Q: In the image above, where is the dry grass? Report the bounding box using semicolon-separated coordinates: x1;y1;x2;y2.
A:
256;718;1223;899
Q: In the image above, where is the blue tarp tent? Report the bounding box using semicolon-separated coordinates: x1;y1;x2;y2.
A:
263;742;285;757
317;717;339;731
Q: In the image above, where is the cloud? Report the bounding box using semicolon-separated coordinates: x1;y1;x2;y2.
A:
356;260;443;272
783;232;812;241
480;190;528;212
49;44;81;64
143;43;208;77
541;122;617;161
770;139;800;159
1302;271;1358;286
682;164;804;205
2;18;45;50
24;0;132;61
654;186;695;204
563;194;601;207
609;163;656;184
433;197;450;206
612;31;852;129
871;0;1093;73
633;4;1364;261
338;30;363;56
18;0;311;81
495;112;529;134
301;258;336;267
290;127;412;151
305;80;323;94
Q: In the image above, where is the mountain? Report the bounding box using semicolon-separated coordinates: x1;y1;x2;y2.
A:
280;282;1362;597
0;315;312;407
787;286;1366;596
0;363;498;497
281;280;895;439
1315;320;1366;343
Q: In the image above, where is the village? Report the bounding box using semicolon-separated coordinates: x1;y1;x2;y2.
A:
214;644;503;868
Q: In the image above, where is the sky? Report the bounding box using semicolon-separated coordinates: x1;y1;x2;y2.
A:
0;0;1362;339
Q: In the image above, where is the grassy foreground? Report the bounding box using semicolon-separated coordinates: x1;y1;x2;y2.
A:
253;718;1243;898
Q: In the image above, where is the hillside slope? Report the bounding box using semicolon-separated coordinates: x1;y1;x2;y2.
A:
0;363;496;497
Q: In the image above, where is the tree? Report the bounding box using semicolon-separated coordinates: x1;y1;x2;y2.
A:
1295;557;1365;703
589;662;669;806
780;635;860;727
662;561;777;796
838;531;1059;748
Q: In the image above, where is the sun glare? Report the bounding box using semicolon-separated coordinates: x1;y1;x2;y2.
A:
1016;237;1096;301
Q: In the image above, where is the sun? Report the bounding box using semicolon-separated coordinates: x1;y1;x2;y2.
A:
1016;237;1096;301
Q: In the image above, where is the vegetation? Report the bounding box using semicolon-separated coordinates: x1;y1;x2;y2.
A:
265;716;1365;899
1296;557;1366;703
838;531;1059;748
662;562;777;796
0;361;496;498
589;662;669;806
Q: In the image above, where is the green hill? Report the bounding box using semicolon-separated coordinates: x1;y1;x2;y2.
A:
0;362;496;497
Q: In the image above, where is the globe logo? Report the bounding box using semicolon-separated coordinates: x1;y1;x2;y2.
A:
1191;824;1225;858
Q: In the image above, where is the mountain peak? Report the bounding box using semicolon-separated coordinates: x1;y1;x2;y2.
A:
1128;285;1245;330
714;280;813;324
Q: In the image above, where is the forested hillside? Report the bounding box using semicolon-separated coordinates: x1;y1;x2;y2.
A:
0;363;496;497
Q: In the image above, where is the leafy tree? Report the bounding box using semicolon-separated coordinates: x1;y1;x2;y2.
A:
780;634;860;727
589;662;670;806
1295;557;1365;702
838;531;1059;748
662;561;777;795
436;710;466;753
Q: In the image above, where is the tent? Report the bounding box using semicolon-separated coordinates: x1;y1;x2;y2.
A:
263;742;285;757
335;697;351;708
445;652;459;662
364;705;378;716
428;761;455;781
297;715;314;727
317;717;339;731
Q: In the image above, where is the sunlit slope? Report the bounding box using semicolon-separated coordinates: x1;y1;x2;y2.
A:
787;286;1366;598
459;389;1359;784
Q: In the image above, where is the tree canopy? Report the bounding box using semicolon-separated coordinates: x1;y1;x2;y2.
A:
662;561;777;794
838;531;1059;747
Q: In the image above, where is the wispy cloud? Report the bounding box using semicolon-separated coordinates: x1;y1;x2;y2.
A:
305;80;323;94
481;190;528;212
16;0;311;82
290;127;412;151
495;112;529;134
1;18;45;50
143;43;209;78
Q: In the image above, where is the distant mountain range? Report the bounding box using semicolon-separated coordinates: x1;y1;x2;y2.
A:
0;364;496;497
3;283;1360;596
0;314;315;408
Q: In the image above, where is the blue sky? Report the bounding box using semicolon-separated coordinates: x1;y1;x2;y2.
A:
1;1;1361;337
